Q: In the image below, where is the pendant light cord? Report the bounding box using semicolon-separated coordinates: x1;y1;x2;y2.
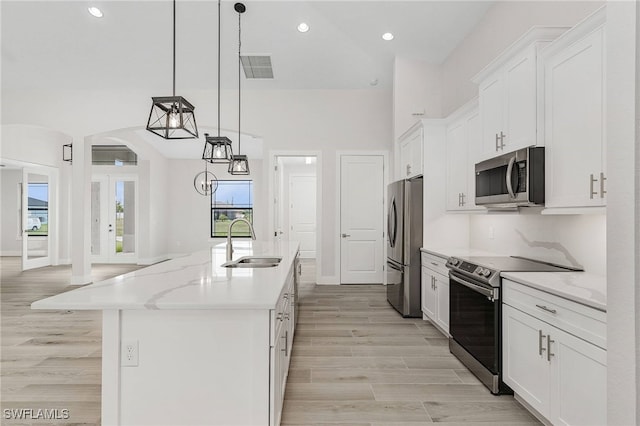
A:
237;10;242;155
172;0;176;97
217;0;221;137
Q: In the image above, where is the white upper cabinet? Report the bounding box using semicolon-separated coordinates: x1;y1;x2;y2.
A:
541;8;606;210
397;122;424;180
473;27;568;161
445;100;483;212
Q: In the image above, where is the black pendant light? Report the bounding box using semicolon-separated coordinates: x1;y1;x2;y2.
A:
203;0;233;163
146;0;199;139
228;2;250;175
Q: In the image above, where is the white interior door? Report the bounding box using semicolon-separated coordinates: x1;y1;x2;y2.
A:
340;155;384;284
91;175;137;263
21;168;55;270
289;174;316;258
273;158;284;241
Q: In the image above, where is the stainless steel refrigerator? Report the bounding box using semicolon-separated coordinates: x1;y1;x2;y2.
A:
386;177;423;317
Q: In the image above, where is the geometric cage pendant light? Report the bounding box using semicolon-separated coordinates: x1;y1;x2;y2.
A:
228;2;250;175
146;0;199;139
203;0;233;163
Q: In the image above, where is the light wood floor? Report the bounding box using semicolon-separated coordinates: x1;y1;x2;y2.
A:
1;257;540;425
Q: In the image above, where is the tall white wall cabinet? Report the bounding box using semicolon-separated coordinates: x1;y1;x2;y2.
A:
541;8;607;211
396;122;424;180
445;99;483;212
472;27;568;161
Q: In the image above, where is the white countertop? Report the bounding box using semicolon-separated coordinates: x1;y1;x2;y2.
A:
32;240;299;311
420;246;502;259
501;271;607;312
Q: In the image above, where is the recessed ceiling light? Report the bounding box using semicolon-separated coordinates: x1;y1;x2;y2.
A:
297;22;310;33
382;32;394;41
88;7;103;18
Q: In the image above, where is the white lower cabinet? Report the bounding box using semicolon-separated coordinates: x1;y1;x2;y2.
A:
270;267;295;426
420;253;449;336
502;280;606;426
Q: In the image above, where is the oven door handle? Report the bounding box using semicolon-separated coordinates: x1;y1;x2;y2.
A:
450;274;497;301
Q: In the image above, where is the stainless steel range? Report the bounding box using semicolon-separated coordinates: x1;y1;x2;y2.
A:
445;256;581;394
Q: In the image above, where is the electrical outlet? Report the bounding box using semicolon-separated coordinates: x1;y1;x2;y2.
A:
122;340;139;367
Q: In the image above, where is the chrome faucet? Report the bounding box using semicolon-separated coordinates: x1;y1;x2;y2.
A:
226;218;256;261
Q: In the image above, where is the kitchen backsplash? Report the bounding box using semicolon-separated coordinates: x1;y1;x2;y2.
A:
469;210;606;275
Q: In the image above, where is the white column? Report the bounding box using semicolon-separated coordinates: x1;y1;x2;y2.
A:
70;135;92;284
606;1;638;424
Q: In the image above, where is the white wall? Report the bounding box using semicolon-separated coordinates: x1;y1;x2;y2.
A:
0;169;22;255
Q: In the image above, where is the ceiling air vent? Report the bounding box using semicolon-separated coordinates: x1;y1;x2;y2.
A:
240;55;274;79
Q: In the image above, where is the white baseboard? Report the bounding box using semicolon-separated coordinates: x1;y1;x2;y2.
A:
0;251;21;256
70;274;93;285
316;275;339;285
58;258;71;265
137;255;170;266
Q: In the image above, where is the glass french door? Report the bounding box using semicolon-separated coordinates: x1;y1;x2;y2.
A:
21;168;55;270
91;175;137;263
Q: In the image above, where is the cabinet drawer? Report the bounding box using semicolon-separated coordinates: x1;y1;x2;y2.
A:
421;252;449;276
503;279;606;349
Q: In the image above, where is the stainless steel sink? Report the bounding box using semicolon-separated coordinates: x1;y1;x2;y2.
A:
222;256;282;268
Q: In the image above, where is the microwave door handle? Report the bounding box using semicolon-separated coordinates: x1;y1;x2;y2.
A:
506;155;516;199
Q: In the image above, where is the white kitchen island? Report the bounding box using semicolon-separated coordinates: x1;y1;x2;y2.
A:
32;241;300;426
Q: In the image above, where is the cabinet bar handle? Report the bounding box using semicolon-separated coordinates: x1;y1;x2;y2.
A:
538;330;546;356
406;164;411;176
495;133;499;151
600;172;607;198
281;330;288;354
430;262;439;267
535;304;557;314
590;174;598;199
461;193;465;206
499;131;506;150
547;335;555;362
277;312;283;321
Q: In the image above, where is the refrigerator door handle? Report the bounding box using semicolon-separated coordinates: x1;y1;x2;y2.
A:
388;197;397;248
387;260;403;272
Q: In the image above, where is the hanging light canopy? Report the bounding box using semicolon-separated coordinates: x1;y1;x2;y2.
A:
229;2;250;175
146;0;199;140
203;0;233;164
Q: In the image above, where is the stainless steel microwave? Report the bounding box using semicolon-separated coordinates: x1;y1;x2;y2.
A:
475;146;545;207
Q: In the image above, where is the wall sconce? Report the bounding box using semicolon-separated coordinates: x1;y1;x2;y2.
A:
63;144;73;163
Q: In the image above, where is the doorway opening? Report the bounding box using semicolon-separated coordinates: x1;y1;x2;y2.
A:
273;156;318;260
91;175;138;263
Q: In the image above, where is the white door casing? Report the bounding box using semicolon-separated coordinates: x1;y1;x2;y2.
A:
340;155;384;284
289;174;316;258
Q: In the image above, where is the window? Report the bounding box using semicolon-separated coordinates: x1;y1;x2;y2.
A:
211;180;253;238
92;145;137;165
26;183;48;236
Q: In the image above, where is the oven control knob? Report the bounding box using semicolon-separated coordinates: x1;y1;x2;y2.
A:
450;258;459;266
475;267;484;275
482;269;492;277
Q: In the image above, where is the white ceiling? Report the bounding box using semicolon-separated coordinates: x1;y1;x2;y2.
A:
1;0;493;91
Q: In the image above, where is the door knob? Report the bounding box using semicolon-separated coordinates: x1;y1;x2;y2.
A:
341;233;351;238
